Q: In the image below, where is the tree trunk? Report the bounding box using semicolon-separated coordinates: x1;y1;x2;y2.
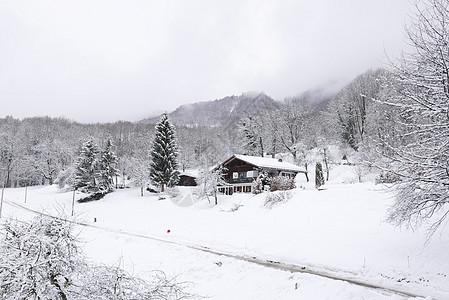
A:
323;148;330;181
0;180;5;218
271;136;277;158
304;162;309;182
6;170;11;188
50;274;68;300
259;136;264;157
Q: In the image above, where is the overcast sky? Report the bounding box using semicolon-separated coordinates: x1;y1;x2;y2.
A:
0;0;413;123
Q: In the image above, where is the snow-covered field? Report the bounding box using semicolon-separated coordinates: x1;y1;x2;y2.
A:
1;165;448;299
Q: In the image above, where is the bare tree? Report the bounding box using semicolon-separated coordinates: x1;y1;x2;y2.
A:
278;98;312;162
261;109;282;158
238;115;265;157
130;156;151;196
326;69;387;151
0;117;22;187
195;165;227;205
379;0;449;236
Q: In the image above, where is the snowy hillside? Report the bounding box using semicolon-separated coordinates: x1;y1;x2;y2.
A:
1;164;448;299
139;92;276;127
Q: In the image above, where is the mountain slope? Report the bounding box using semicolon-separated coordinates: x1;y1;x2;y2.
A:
139;92;276;127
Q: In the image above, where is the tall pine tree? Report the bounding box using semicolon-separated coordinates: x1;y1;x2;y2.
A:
96;139;119;193
149;114;179;192
74;140;99;193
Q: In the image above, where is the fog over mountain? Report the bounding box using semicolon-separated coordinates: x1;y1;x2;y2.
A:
139;87;337;127
140;92;276;127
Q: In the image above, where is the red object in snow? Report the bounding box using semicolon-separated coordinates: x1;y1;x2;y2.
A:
167;229;171;233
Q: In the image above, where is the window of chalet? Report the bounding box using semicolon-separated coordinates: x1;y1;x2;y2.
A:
280;172;295;178
219;187;233;195
232;186;252;193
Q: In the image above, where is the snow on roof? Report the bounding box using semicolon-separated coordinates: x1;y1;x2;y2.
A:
179;169;199;178
232;154;306;173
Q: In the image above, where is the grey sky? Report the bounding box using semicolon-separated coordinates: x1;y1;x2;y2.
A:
0;0;412;123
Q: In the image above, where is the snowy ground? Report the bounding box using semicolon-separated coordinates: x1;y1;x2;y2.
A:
1;165;448;299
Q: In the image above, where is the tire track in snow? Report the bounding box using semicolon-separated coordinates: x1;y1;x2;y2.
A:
3;199;435;300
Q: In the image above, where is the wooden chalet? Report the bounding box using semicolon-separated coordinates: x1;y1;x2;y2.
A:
218;154;306;195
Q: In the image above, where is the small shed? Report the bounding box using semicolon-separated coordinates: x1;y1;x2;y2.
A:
178;172;197;186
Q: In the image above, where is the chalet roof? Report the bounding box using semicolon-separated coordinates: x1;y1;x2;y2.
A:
179;172;196;178
178;169;199;178
226;154;306;173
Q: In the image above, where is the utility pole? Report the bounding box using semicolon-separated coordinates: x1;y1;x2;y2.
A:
71;188;76;217
0;178;5;218
24;184;28;203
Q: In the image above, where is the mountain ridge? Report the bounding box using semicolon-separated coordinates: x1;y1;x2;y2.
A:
139;92;277;127
139;88;335;127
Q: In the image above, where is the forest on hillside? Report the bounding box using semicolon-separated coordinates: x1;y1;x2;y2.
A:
0;67;380;191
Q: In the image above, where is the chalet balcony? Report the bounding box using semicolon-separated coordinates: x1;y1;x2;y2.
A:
226;177;256;184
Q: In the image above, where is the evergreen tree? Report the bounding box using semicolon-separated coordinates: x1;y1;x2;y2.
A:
149;114;179;192
96;139;119;193
238;115;264;157
315;162;324;189
74;140;99;193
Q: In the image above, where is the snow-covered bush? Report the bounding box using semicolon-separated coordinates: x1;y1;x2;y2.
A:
0;215;196;300
226;203;243;212
375;171;401;185
253;177;264;194
79;267;193;300
0;216;83;300
270;176;295;192
77;192;106;203
253;172;270;194
56;166;75;190
264;191;293;208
